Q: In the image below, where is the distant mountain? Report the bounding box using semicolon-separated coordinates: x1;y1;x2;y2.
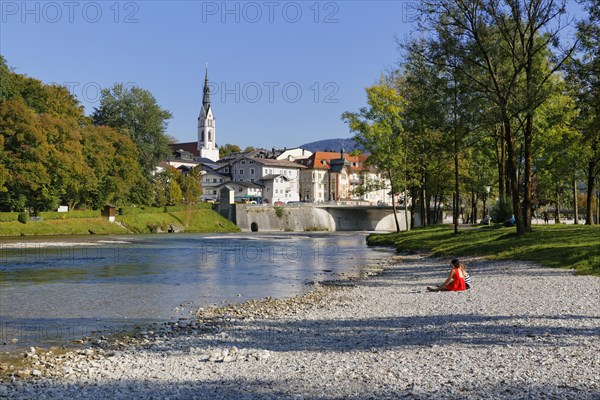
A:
299;138;357;153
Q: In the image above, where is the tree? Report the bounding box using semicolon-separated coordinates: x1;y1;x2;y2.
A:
568;0;600;224
0;100;55;213
81;125;140;208
419;0;576;234
178;166;202;205
343;79;406;232
397;47;449;229
92;84;172;177
219;143;242;158
0;58;148;211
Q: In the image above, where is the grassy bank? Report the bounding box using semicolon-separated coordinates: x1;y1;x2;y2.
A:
0;206;239;236
0;218;128;236
367;224;600;276
116;207;239;233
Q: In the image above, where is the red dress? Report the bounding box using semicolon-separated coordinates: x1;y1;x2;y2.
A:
445;267;467;291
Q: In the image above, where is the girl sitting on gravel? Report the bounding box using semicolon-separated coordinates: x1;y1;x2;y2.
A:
427;259;468;292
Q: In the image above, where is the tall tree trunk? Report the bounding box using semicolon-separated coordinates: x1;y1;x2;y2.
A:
495;125;506;201
425;186;432;225
420;188;426;226
471;191;478;224
503;118;525;235
404;187;409;230
388;169;400;233
586;156;598;225
555;189;561;224
454;152;460;234
410;187;417;228
523;114;533;232
573;179;579;225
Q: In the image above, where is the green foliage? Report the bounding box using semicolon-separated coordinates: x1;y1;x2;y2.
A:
0;61;147;213
342;79;406;231
0;213;19;222
179;166;202;205
118;204;211;215
219;143;242;158
127;176;154;206
367;224;600;276
17;212;28;224
304;226;328;231
274;206;284;218
491;197;513;223
92;83;172;177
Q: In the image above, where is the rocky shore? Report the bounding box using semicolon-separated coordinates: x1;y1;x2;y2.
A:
1;255;599;399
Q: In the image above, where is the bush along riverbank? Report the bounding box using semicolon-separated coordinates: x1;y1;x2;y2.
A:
367;224;600;276
0;205;239;236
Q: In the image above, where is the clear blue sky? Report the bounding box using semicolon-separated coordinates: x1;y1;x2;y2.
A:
0;1;584;149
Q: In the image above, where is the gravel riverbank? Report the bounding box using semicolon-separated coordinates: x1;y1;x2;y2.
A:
1;255;599;399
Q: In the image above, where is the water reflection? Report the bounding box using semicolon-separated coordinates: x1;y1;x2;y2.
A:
0;233;392;350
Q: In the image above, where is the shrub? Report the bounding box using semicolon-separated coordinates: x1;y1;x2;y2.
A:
0;213;20;222
18;212;28;224
491;197;513;223
274;206;284;218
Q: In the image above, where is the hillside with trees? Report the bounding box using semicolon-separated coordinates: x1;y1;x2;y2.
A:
0;56;201;214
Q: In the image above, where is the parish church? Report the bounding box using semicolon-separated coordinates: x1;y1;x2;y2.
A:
169;68;220;163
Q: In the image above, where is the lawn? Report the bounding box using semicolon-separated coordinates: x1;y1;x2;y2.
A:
0;218;128;236
116;208;239;233
0;206;239;236
367;224;600;276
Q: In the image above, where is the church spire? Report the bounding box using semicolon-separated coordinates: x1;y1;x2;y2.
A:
202;65;211;112
197;64;219;162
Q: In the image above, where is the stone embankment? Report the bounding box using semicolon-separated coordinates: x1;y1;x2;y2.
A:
1;255;599;399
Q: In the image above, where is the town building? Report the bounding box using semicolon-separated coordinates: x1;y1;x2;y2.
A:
200;169;231;201
296;151;393;205
217;181;263;203
227;155;305;204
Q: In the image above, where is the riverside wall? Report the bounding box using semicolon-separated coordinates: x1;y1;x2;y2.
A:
234;204;410;232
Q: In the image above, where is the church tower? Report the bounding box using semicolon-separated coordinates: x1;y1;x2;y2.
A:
198;67;220;161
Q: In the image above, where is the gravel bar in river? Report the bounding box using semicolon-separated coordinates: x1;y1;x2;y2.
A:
1;255;599;399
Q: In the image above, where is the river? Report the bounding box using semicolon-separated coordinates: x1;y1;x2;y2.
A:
0;232;392;352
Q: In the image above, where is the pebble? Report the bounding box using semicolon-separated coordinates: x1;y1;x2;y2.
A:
2;256;599;399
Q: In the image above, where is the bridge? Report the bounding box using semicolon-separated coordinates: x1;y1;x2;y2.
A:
230;204;410;232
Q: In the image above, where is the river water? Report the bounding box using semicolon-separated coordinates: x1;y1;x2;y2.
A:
0;233;392;351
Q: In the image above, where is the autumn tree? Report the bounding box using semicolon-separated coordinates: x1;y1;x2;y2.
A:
0;58;148;211
343;80;406;232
